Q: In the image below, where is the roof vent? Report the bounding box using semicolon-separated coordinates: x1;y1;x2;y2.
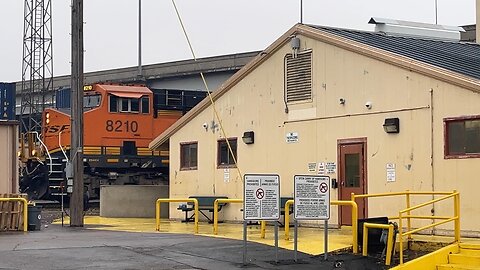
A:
369;17;465;41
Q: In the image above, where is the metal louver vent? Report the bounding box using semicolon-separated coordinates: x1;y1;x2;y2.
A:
285;51;312;103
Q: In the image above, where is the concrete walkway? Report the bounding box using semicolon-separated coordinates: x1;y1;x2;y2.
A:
62;216;353;255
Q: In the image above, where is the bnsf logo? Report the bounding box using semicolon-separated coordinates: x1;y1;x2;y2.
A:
44;124;70;134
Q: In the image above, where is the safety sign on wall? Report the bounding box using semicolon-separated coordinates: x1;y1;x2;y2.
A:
243;174;280;220
294;175;330;220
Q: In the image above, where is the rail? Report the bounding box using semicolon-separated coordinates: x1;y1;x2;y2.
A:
397;191;460;264
284;199;359;254
32;131;53;175
351;190;459;265
0;198;28;232
213;199;241;235
58;131;69;162
156;198;199;233
352;190;457;240
362;222;395;266
212;198;266;238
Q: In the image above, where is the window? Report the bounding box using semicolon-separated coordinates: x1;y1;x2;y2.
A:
217;138;237;168
109;94;141;113
285;50;312;103
141;97;149;114
109;95;118;112
445;116;480;158
121;98;129;112
130;98;139;112
84;94;101;108
180;142;198;170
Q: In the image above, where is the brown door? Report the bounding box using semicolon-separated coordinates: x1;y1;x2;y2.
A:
338;140;367;225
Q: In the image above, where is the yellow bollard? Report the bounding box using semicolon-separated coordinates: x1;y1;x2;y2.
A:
362;222;395;266
156;198;199;233
213;199;243;235
260;221;266;238
284;199;294;240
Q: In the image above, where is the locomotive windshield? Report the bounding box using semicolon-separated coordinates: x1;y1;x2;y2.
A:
84;94;101;108
109;94;149;113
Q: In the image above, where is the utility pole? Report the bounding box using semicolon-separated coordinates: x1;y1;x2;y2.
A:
70;0;84;227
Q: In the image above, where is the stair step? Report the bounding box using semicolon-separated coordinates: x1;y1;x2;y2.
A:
437;264;480;270
460;249;480;256
449;254;480;265
460;243;480;250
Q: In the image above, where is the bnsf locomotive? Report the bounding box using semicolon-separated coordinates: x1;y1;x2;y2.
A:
19;84;206;200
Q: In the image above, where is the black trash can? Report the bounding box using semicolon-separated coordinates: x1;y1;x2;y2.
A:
357;216;389;254
27;205;42;231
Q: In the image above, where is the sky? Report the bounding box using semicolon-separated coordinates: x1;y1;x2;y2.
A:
0;0;475;82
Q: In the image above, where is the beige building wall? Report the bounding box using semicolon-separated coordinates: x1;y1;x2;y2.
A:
0;121;19;194
167;34;480;233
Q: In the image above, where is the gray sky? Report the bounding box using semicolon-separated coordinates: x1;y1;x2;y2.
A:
0;0;475;82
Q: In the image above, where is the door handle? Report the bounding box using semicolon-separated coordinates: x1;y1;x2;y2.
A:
341;181;345;187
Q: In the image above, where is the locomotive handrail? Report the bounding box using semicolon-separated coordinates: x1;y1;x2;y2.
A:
32;131;53;175
58;131;69;162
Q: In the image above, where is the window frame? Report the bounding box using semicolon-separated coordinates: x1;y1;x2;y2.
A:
217;138;237;168
444;115;480;159
180;142;198;170
108;94;141;114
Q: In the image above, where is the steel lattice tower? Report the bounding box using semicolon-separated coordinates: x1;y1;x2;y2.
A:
21;0;53;133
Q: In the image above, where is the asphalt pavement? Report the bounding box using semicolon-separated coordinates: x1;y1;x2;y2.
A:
0;224;385;270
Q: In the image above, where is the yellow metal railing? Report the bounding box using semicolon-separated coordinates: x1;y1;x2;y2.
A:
0;198;28;232
363;222;395;266
397;191;460;264
155;198;199;233
213;199;242;235
352;190;460;265
213;198;266;238
284;199;359;254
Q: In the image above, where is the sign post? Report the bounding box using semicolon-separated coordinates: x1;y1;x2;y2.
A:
294;175;330;260
243;174;280;265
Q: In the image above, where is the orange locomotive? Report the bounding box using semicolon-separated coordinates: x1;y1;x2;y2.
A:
19;84;206;200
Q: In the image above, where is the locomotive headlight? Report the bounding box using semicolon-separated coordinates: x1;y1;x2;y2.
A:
46;118;50;124
31;150;36;156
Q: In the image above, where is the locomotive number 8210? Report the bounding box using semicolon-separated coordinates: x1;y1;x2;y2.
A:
105;120;139;133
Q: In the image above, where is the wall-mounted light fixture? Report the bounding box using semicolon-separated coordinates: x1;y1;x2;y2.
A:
383;118;400;133
242;131;255;144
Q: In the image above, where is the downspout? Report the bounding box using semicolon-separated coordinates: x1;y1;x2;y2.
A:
430;88;435;235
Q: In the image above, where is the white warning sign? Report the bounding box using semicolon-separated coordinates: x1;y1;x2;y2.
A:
294;175;330;220
243;174;280;220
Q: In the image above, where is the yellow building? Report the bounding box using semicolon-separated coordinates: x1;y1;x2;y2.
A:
150;24;480;236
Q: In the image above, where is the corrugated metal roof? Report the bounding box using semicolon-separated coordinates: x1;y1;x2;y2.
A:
308;25;480;80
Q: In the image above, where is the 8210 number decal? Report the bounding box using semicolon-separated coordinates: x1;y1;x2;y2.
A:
106;120;138;133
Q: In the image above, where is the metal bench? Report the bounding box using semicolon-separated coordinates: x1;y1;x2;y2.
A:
177;196;228;223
